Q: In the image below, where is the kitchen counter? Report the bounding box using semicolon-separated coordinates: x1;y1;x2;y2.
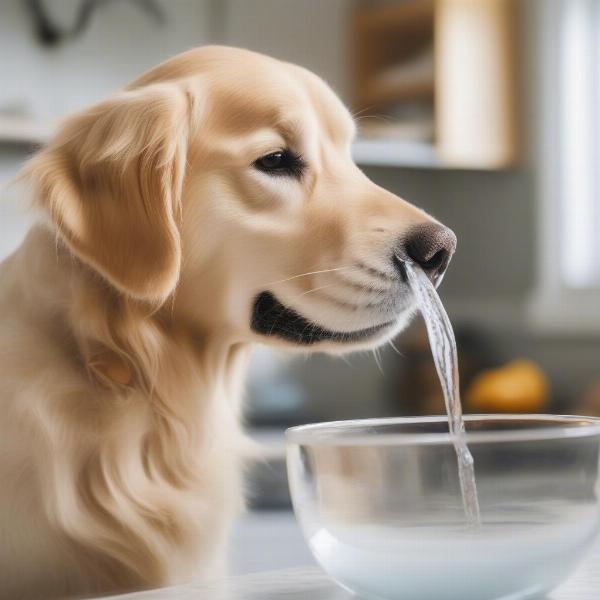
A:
101;535;600;599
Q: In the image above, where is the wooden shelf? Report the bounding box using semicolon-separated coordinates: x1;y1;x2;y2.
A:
355;0;434;37
361;79;434;107
352;0;519;169
352;0;435;114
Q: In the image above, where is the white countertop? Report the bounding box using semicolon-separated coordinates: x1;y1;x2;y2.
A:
100;536;600;600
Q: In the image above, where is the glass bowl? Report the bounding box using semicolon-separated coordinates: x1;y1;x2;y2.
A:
286;415;600;600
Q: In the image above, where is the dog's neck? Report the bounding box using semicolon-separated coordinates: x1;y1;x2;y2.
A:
7;224;252;408
2;224;253;585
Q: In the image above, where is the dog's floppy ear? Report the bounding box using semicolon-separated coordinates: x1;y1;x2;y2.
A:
24;83;191;303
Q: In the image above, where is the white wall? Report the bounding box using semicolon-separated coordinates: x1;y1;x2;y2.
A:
221;0;350;100
0;0;215;260
0;0;212;119
0;149;31;259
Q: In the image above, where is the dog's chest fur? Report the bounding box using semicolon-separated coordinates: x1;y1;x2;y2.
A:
0;229;250;598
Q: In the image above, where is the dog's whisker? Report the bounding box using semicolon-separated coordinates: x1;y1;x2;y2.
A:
389;339;403;356
373;347;384;374
355;113;398;125
260;266;357;288
285;279;391;313
264;279;391;339
351;105;379;120
339;354;353;367
336;274;391;295
297;283;339;297
355;260;397;283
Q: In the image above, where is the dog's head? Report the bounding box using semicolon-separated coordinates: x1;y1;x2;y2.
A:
26;46;455;353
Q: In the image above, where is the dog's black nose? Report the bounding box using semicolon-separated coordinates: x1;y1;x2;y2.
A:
398;223;457;282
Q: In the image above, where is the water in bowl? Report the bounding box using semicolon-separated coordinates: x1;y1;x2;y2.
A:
404;262;481;525
309;501;600;600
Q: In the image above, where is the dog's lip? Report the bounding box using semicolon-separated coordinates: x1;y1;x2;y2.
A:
250;291;394;346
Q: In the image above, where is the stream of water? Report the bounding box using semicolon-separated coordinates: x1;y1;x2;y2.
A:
404;262;481;525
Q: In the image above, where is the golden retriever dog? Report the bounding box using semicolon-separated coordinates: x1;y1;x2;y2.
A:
0;46;456;599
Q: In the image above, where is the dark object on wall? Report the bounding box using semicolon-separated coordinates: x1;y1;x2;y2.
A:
25;0;166;47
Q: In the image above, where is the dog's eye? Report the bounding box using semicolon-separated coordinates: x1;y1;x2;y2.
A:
253;150;305;178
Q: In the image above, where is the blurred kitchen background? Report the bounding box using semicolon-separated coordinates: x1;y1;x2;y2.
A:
1;0;599;573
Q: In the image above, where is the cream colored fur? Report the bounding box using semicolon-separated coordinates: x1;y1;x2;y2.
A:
0;46;440;599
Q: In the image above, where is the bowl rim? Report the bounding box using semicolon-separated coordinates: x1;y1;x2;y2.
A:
285;414;600;446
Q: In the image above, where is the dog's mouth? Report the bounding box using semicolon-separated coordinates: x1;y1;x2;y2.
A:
250;291;395;346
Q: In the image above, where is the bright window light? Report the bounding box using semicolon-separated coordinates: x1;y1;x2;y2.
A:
560;0;600;288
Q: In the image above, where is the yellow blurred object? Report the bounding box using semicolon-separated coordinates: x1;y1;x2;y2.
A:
466;359;550;413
